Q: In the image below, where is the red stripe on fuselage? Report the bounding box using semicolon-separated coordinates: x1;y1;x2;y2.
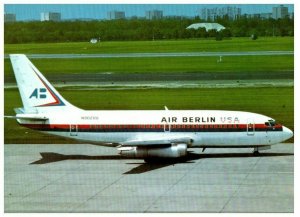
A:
19;123;283;131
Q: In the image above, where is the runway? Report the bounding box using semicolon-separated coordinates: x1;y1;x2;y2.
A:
5;143;294;212
4;70;294;85
4;51;293;59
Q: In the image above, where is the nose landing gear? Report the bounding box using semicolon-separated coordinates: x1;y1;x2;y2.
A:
253;146;271;156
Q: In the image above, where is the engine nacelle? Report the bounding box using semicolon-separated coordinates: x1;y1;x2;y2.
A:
118;143;187;158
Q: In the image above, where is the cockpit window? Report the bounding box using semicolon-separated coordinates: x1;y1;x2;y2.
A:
268;119;276;126
265;122;271;126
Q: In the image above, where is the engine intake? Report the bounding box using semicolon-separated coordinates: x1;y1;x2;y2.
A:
118;143;187;158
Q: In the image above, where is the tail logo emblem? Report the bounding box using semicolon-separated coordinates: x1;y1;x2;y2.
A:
30;88;47;99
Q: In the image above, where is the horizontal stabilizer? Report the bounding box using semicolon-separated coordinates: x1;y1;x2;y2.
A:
5;115;48;121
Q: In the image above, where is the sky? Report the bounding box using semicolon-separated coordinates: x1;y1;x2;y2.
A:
4;4;294;21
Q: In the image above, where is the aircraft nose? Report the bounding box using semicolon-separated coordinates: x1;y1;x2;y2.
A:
283;126;293;140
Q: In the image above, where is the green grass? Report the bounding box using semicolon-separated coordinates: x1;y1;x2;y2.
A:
4;55;294;79
4;37;294;82
4;37;294;54
4;87;294;144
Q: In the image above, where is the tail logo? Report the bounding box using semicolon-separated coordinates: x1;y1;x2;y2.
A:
30;66;65;107
30;88;47;99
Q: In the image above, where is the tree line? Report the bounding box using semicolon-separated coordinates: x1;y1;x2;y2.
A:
4;16;294;44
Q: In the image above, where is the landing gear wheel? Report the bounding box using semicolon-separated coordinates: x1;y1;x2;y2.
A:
253;150;260;156
253;147;260;156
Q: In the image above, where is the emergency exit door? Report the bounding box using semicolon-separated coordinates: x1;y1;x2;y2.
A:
247;119;255;135
164;123;171;132
70;124;78;136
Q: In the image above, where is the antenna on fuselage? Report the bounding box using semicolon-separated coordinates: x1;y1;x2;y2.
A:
164;106;169;110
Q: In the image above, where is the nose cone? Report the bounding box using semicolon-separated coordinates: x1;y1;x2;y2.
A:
282;126;293;141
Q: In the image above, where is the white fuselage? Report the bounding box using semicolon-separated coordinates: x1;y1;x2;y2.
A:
18;110;292;148
9;54;294;159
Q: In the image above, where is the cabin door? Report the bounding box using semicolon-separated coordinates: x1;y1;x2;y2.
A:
247;119;255;136
70;124;78;136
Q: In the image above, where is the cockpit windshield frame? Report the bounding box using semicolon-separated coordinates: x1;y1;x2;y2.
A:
265;119;277;127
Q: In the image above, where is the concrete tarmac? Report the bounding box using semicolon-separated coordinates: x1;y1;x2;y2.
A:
4;143;294;213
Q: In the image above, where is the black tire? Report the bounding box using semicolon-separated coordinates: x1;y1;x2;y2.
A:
253;150;260;156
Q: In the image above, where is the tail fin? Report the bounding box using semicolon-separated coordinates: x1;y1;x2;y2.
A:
10;54;79;113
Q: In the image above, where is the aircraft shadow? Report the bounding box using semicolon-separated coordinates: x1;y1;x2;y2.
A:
30;151;293;174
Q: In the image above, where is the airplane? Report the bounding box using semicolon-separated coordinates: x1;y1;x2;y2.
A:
5;54;293;162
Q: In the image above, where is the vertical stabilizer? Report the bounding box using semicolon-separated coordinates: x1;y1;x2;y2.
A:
10;54;79;113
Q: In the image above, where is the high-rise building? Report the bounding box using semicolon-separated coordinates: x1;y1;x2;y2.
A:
107;11;125;20
200;6;241;21
145;10;163;20
272;5;288;19
200;8;218;21
41;12;61;21
218;6;241;20
4;13;16;22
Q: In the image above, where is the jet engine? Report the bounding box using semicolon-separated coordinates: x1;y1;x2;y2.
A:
118;143;187;158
